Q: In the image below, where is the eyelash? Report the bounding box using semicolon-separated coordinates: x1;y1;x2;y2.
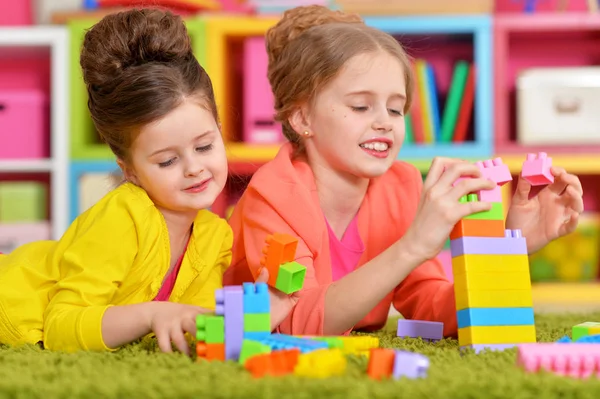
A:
351;106;404;116
158;144;214;168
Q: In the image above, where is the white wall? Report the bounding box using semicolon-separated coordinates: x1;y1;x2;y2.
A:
35;0;83;24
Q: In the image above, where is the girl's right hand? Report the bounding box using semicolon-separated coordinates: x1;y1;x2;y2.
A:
403;157;497;263
147;302;211;355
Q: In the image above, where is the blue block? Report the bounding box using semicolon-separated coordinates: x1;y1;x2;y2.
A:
575;334;600;344
242;282;270;314
257;334;328;353
243;331;270;341
456;307;535;328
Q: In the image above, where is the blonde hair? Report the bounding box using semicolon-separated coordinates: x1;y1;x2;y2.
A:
266;5;414;153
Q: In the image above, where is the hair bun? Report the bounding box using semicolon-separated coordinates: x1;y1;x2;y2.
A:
265;5;363;65
81;8;192;92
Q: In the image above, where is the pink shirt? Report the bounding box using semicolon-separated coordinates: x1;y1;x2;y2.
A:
325;215;365;281
153;240;189;301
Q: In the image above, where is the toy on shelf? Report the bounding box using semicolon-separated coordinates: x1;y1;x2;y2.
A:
517;343;600;379
397;319;443;342
450;155;544;353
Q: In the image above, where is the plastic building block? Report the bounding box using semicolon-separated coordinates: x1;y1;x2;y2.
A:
452;254;529;275
256;334;328;353
244;349;300;378
367;348;395;380
242;282;270;314
336;336;380;355
196;315;224;344
517;343;600;379
275;261;307;294
456;307;534;328
573;322;600;341
454;270;532;292
397;319;443;341
521;152;554;186
244;313;271;332
392;351;429;379
294;348;347;378
196;342;225;361
460;201;504;221
454;288;533;311
575;334;600;343
215;286;244;360
478;186;503;203
243;331;270;340
450;219;506;240
461;344;517;354
450;234;527;256
453;157;512;188
238;339;272;366
458;325;536;346
301;336;344;350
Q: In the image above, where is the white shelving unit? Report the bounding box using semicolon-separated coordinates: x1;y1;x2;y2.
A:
0;26;69;240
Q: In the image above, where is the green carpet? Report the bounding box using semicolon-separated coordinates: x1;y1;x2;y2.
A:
1;312;599;398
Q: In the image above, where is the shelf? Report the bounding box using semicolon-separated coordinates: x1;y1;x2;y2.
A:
495;13;600;31
501;154;600;175
0;159;54;173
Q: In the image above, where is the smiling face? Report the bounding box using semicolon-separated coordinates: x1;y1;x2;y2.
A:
299;51;407;179
121;98;228;215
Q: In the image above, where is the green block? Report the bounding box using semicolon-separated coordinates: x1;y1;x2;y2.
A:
572;322;600;341
309;336;344;349
275;261;307;294
196;315;224;343
0;182;47;222
67;18;207;160
244;313;270;332
238;339;271;365
464;202;504;221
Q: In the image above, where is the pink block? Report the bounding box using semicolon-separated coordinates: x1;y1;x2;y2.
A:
0;222;51;253
0;90;49;159
521;152;554;186
478;185;503;202
243;37;283;144
0;0;33;26
453;158;512;193
517;343;600;379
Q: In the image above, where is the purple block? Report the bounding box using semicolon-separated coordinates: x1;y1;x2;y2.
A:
397;319;443;341
460;344;517;354
392;351;429;379
450;236;527;256
216;286;244;361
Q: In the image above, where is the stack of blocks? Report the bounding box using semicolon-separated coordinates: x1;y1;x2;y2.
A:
256;233;307;294
451;156;540;352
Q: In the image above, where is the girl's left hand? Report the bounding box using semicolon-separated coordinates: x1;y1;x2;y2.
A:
505;166;584;254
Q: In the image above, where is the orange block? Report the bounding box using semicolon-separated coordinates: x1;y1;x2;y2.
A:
259;233;298;285
196;342;225;361
367;348;395;380
450;219;505;240
245;349;300;377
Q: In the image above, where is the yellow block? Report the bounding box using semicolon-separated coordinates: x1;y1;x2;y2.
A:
455;289;533;310
458;325;536;346
204;15;280;142
454;271;532;292
452;254;530;276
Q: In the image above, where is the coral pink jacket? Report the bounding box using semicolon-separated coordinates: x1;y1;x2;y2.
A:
224;143;458;337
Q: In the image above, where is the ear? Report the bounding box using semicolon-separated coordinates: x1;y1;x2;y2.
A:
288;105;312;137
117;158;139;186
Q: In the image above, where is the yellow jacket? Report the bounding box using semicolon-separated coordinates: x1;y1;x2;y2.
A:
0;182;232;352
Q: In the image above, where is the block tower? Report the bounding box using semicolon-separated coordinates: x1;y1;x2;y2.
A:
450;157;537;353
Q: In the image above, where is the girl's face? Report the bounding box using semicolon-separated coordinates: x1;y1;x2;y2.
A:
300;51;407;180
123;98;228;215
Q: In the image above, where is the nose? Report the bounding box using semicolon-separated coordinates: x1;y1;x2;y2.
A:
371;107;393;132
184;156;204;177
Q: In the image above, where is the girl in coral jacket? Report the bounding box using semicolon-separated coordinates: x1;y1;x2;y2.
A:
0;9;235;354
224;5;584;337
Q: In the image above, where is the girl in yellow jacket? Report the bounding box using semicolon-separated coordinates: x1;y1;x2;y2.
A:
0;8;233;354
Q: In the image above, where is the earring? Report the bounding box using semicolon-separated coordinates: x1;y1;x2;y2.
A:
303;131;310;136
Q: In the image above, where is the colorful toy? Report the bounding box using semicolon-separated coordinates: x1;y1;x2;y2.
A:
84;0;222;12
397;319;443;342
451;156;538;353
517;343;600;378
367;348;429;380
573;322;600;341
256;233;307;294
521;152;554;186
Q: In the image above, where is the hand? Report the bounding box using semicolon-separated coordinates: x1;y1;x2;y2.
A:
147;302;211;355
506;166;584;254
403;157;497;262
255;267;300;331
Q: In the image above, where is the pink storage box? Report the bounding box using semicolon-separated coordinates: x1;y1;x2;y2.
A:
0;90;49;159
0;1;33;26
0;222;51;254
243;36;283;144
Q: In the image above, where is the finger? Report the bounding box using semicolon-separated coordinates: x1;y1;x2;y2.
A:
156;330;173;353
423;158;470;191
171;326;189;356
449;177;496;201
436;162;484;190
561;185;584;213
547;167;570;195
512;174;532;203
457;200;493;220
558;212;580;237
553;169;583;197
255;267;270;284
182;317;197;337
